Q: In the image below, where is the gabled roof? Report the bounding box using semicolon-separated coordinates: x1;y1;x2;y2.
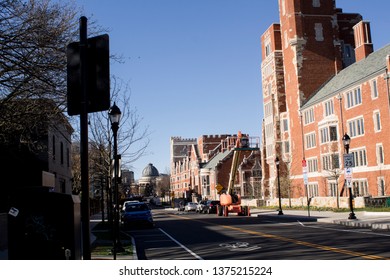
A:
201;149;232;170
301;44;390;110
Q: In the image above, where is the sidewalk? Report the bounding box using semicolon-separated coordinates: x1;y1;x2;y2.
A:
89;213;137;260
251;208;390;231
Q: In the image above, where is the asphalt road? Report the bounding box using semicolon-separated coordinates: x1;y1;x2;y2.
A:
127;208;390;260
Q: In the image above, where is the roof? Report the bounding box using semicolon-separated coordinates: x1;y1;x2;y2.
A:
141;163;159;177
201;149;232;170
301;44;390;110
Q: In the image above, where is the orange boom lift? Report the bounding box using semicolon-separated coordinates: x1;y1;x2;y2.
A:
219;132;259;216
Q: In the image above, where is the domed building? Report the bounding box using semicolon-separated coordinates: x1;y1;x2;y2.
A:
138;163;159;196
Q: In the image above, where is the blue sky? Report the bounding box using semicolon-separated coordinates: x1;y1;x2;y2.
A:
75;0;390;179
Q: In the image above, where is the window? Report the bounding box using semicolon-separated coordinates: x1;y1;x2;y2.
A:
264;102;273;117
351;148;367;167
348;117;364;137
268;83;272;96
352;179;369;197
378;177;385;196
374;111;381;132
320;126;338;144
322;154;340;170
377;144;384;165
308;158;318;173
202;175;210;196
282;119;288;132
328;182;338;197
320;127;329;143
304;108;314;125
265;42;271;57
324;99;334;116
371;79;378;99
305;132;316;149
313;0;320;7
346;87;362;108
308;183;319;197
283;141;290;154
265;123;273;138
315;23;324;41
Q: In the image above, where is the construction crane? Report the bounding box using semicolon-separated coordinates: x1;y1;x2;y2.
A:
219;131;259;216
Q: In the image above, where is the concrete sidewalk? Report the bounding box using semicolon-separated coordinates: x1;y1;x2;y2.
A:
251;209;390;231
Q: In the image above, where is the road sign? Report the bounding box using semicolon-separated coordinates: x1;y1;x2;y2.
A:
216;184;224;194
344;153;354;168
345;167;353;188
67;34;110;116
303;172;308;185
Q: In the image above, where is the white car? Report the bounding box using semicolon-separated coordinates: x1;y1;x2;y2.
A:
184;202;197;212
196;201;207;213
122;200;140;211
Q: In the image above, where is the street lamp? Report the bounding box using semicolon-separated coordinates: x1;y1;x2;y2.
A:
109;102;124;259
275;157;284;215
342;133;356;219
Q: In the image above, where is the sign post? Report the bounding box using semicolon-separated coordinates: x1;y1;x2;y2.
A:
302;159;310;217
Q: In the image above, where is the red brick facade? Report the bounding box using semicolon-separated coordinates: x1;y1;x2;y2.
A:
261;0;390;207
170;135;261;201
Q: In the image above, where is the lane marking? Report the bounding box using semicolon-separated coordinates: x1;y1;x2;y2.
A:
171;214;389;260
158;228;204;260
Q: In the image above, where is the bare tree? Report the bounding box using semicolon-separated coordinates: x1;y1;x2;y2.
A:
0;0;81;146
88;76;150;170
322;142;343;208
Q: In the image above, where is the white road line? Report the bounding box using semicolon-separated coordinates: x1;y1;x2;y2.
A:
158;228;204;260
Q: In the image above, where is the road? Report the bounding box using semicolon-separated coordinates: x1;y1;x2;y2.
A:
127;208;390;260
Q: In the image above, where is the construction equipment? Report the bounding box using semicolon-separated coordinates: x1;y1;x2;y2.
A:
219;132;259;216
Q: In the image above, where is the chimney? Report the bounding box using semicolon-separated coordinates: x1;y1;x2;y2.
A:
353;21;373;62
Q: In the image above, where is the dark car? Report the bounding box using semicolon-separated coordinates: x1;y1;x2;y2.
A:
121;202;154;228
203;200;220;214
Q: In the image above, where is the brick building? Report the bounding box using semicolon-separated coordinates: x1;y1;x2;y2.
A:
261;0;390;208
170;134;261;201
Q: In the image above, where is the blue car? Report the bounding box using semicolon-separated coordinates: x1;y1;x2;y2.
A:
121;202;154;228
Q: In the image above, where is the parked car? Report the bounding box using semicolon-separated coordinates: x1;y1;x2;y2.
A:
203;200;220;214
196;201;207;213
184;202;198;212
121;202;154;228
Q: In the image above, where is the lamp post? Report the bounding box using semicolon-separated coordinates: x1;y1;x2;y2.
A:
109;102;124;259
275;157;283;215
342;133;356;219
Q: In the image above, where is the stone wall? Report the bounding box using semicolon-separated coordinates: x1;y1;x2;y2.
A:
266;196;366;209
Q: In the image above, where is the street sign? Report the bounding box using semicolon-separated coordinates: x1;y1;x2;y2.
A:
345;167;353;188
216;184;224;194
67;34;110;116
303;172;308;185
344;153;354;168
345;167;353;179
